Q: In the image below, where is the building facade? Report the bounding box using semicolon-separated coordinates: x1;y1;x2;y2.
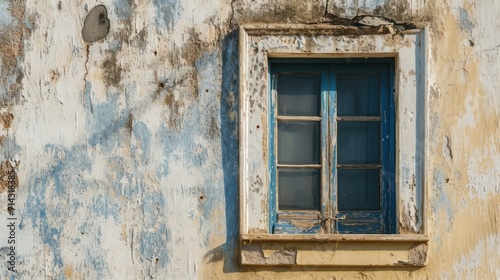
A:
0;0;499;278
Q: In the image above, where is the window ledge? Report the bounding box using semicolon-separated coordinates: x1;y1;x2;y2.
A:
241;234;429;267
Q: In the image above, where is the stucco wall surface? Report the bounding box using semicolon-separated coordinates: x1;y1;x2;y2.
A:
0;0;498;279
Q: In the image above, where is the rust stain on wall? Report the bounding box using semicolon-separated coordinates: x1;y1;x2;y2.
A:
0;112;14;129
0;0;26;106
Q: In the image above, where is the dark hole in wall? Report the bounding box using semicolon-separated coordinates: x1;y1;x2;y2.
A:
82;5;110;43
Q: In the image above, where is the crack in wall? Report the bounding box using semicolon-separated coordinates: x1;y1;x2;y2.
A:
229;0;236;29
83;44;93;113
445;135;453;160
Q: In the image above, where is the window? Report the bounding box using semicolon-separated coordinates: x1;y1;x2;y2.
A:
239;24;429;266
269;59;395;234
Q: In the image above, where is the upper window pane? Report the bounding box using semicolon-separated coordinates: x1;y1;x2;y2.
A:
277;74;320;116
337;74;380;116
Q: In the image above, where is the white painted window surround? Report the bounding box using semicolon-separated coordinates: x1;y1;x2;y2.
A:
238;23;430;266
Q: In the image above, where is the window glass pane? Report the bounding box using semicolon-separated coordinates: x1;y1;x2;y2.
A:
337;75;380;116
277;74;320;116
278;122;320;164
278;169;320;210
337;121;380;164
337;169;380;211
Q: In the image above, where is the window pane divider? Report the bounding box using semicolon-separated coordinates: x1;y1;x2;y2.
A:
336;116;380;121
277;164;322;169
277;116;321;121
336;164;381;169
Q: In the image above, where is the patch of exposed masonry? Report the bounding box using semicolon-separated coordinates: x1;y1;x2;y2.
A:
229;0;236;29
395;243;427;266
319;13;417;33
241;243;297;265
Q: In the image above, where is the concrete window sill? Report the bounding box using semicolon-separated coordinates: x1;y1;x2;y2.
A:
240;234;429;267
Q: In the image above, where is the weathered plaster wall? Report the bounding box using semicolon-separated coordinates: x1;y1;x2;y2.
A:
0;0;498;279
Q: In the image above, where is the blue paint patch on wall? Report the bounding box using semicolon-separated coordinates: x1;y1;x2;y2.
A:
153;0;181;30
109;39;123;52
83;81;93;112
103;148;152;210
401;165;410;184
155;124;170;178
78;222;107;279
139;224;170;267
86;91;132;151
156;121;211;177
141;191;165;228
432;168;454;231
132;121;151;165
21;144;94;269
24;13;33;31
0;138;21;161
458;7;474;34
90;192;121;222
0;1;14;29
114;0;132;19
360;0;385;9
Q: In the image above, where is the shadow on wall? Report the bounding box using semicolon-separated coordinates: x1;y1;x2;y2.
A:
203;29;240;272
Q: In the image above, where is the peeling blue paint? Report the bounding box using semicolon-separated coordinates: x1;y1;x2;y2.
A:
156;119;212;177
458;7;474;34
0;138;21;161
339;0;386;17
141;191;165;228
87;226;107;279
114;0;132;19
432;168;454;231
362;0;385;9
0;1;14;29
106;156;146;200
153;0;181;31
21;144;104;271
109;39;123;51
24;13;33;31
156;124;171;178
139;224;170;266
401;165;410;185
132;121;151;165
87;92;132;151
90;193;121;222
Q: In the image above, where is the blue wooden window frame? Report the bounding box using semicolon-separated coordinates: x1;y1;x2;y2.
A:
268;58;396;234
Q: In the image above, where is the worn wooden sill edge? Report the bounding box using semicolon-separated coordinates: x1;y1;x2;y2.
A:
241;233;430;243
